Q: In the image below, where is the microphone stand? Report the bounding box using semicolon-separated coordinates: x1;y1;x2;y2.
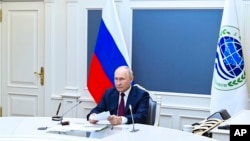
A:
52;103;62;121
38;102;62;130
58;101;83;125
129;105;139;132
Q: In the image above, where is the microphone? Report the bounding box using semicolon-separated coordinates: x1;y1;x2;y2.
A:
62;101;82;117
52;102;62;121
56;102;61;115
53;101;83;125
129;104;139;132
39;103;62;130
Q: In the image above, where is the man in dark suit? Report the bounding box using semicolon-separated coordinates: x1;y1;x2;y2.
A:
87;66;149;125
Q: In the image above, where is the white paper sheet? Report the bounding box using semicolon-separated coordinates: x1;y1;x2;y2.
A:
46;123;108;133
92;111;110;120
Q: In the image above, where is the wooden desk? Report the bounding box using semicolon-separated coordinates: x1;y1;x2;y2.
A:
0;117;218;141
211;110;250;141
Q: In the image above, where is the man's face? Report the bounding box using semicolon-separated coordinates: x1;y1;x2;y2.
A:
114;68;133;92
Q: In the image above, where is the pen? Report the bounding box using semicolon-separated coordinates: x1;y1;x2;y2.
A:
111;125;113;130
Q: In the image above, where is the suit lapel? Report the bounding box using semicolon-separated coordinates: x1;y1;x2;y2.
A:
125;86;136;112
110;90;119;114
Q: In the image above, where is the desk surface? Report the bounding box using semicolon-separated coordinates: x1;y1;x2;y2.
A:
0;117;217;141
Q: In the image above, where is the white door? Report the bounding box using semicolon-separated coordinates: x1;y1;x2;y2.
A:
1;2;44;116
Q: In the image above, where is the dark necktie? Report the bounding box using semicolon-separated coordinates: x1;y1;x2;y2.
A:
118;93;125;116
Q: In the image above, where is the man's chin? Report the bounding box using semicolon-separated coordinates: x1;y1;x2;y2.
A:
116;88;123;92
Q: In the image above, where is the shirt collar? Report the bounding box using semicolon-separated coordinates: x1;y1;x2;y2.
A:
121;85;132;96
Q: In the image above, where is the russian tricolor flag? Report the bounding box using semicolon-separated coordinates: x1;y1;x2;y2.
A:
87;0;131;104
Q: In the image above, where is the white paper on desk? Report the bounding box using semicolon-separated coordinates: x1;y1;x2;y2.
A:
47;123;108;132
47;125;73;132
92;111;110;120
82;123;108;131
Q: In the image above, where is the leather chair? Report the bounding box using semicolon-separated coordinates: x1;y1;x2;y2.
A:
146;96;157;125
134;84;161;126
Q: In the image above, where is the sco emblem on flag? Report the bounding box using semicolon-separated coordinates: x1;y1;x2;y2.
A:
213;26;246;91
230;125;250;141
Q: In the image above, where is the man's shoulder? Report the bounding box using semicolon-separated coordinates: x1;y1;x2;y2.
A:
105;87;118;93
132;85;149;95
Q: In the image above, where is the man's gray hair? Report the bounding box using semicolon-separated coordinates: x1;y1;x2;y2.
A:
115;65;133;77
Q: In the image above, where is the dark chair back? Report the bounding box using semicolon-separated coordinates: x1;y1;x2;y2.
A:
133;84;161;126
146;97;157;125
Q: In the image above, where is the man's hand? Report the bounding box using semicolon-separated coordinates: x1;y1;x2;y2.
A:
89;113;98;124
107;115;122;125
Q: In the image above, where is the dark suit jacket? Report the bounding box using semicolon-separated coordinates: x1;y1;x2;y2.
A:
87;85;149;124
